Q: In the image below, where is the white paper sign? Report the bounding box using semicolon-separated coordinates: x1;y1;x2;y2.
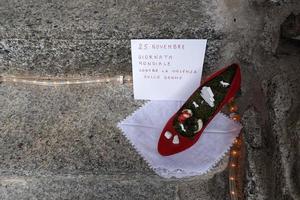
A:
131;39;207;100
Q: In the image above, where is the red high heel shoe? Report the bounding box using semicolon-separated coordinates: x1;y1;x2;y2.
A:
158;64;241;156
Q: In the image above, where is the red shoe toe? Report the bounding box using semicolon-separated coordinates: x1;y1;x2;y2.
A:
158;114;204;156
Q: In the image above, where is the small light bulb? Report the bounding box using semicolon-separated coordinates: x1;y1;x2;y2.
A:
229;105;238;113
230;177;235;181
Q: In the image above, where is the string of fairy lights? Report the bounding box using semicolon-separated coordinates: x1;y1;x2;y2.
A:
0;74;243;199
229;136;242;200
0;75;133;86
227;99;243;200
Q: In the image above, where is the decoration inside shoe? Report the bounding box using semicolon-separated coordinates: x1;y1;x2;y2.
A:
173;65;237;138
164;131;172;139
220;80;230;87
172;135;180;144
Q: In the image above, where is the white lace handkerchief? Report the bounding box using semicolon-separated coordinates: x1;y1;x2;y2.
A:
118;100;242;178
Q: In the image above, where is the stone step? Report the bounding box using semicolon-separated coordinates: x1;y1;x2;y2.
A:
0;81;228;175
0;0;221;76
0;174;177;200
0;81;230;199
0;172;229;200
0;1;230;199
0;0;212;40
0;39;132;76
0;82;150;175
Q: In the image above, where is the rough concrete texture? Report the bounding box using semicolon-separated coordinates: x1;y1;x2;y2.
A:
1;0;300;199
0;83;149;175
212;1;300;199
0;81;229;199
0;0;221;76
0;174;177;200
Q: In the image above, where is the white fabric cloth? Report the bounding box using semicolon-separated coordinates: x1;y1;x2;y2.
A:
118;100;242;178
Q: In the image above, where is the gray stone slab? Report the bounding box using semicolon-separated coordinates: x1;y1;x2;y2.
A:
0;174;176;200
0;37;221;76
0;80;229;176
0;82;153;175
0;0;213;40
0;0;222;76
178;170;230;200
0;39;131;76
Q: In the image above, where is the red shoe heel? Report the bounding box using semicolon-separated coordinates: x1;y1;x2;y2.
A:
158;64;241;156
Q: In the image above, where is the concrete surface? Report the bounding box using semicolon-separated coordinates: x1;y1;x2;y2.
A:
1;0;300;199
0;81;229;200
0;0;221;76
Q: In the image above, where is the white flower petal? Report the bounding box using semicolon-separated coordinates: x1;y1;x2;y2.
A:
194;119;203;133
179;123;186;132
200;86;215;107
172;135;180;144
164;131;172;139
193;101;199;108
